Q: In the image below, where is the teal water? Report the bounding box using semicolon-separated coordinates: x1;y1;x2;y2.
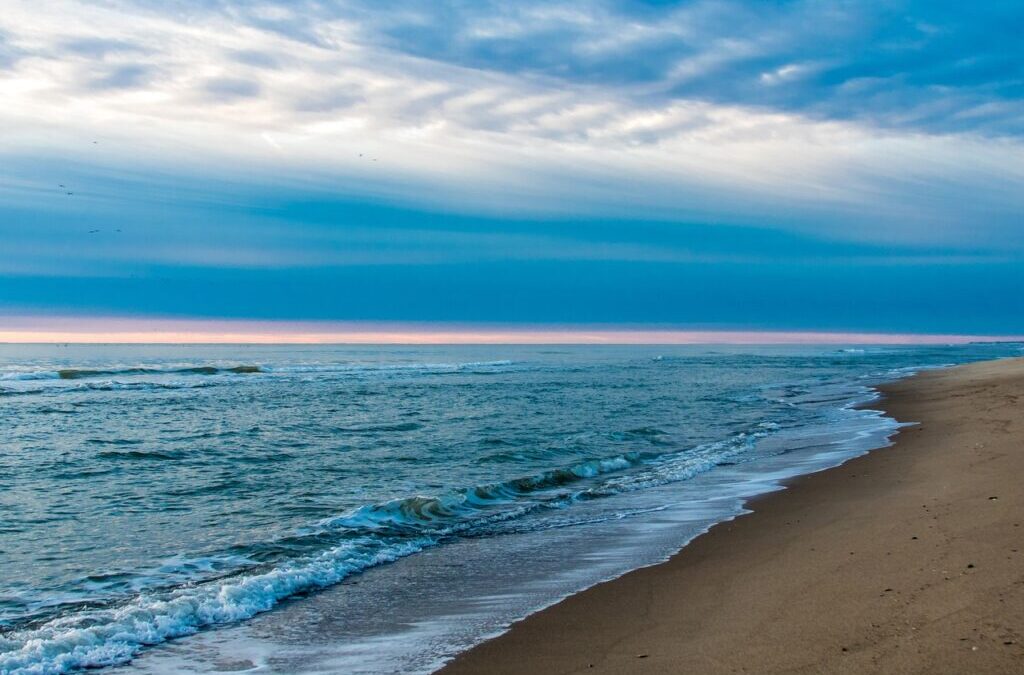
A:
1;343;1020;674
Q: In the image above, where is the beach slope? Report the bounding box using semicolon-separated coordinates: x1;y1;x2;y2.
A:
441;357;1024;674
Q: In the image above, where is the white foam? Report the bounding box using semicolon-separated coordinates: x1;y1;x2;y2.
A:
0;537;432;674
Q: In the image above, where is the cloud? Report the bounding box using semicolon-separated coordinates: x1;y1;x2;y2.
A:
342;0;1024;137
227;48;285;70
203;76;261;100
60;36;150;59
291;89;362;113
0;0;1022;254
9;2;1022;131
86;62;158;90
0;30;23;69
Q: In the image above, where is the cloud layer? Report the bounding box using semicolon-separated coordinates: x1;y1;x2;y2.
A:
1;1;1022;330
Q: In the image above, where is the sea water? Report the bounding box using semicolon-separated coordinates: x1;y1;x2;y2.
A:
1;343;1020;674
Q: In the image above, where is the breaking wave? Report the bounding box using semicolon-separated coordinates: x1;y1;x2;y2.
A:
0;430;761;674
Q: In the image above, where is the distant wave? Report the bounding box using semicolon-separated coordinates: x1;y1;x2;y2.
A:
0;365;263;382
58;365;262;380
0;380;221;397
0;360;515;385
334;421;424;434
261;360;515;374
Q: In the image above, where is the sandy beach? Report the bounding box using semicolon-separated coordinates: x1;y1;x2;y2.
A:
441;357;1024;674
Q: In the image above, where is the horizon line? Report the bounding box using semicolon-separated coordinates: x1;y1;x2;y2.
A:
0;317;1020;345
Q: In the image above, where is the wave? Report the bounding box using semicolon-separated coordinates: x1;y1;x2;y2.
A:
0;537;431;674
0;430;764;674
0;371;63;381
0;366;263;383
334;421;424;434
57;366;263;380
262;360;515;374
1;380;222;397
82;380;220;393
320;452;646;536
96;449;184;461
0;360;514;387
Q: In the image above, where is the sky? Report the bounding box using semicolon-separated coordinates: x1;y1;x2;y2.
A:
1;0;1023;339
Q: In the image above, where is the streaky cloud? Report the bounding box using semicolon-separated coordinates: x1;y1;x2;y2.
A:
1;1;1023;332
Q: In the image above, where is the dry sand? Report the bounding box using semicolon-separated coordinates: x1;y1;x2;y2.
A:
440;357;1024;674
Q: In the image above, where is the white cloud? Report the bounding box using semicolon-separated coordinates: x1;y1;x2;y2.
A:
0;0;1023;250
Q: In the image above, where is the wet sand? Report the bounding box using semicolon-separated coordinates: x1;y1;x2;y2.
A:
441;357;1024;674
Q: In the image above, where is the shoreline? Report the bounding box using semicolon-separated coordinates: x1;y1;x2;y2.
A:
440;357;1024;674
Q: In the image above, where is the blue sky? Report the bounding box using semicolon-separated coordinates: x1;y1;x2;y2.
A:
1;0;1023;334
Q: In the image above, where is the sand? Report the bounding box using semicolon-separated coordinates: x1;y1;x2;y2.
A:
440;357;1024;674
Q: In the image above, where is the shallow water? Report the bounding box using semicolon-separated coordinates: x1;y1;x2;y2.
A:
1;343;1020;674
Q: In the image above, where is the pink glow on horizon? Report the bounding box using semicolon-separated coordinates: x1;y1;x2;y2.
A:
0;317;1018;344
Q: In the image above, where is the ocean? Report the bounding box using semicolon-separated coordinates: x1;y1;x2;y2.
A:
1;342;1020;674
